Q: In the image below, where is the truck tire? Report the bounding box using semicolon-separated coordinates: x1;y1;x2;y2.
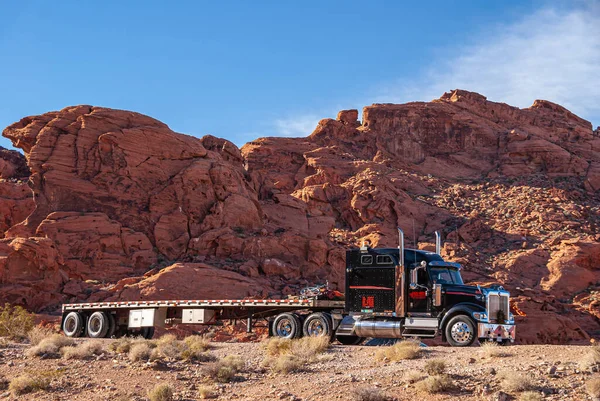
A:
335;335;364;345
106;313;117;338
272;313;302;339
63;312;85;338
302;312;333;338
445;315;476;347
142;327;155;339
87;311;110;338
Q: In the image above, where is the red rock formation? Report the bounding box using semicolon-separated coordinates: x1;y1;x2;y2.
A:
0;146;29;179
1;91;599;343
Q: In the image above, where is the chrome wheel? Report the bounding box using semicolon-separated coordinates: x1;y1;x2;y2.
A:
450;321;473;344
306;319;324;336
65;317;76;333
276;318;293;337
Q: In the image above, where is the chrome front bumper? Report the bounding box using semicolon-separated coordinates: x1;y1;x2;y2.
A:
477;322;516;342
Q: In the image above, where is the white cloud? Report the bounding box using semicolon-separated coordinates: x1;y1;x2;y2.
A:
273;114;322;137
377;5;600;125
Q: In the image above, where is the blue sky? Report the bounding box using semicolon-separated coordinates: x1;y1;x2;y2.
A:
1;1;598;151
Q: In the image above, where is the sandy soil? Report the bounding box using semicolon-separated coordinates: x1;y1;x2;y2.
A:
0;340;598;401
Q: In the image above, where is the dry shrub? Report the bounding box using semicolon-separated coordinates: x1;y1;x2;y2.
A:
519;391;543;401
480;341;508;358
26;334;75;358
184;335;210;352
129;342;153;362
264;337;292;356
262;336;331;373
109;338;133;354
62;340;104;360
405;369;425;384
204;355;245;383
375;340;421;362
27;326;55;346
353;387;392;401
147;383;173;401
424;359;446;375
0;304;34;341
9;373;51;395
197;385;214;399
587;377;600;398
0;337;8;348
500;371;535;392
581;344;600;371
415;375;453;394
290;336;330;361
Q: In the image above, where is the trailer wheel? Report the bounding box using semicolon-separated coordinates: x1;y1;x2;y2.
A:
445;315;476;347
63;312;85;338
335;335;364;345
272;313;302;339
106;313;117;338
302;312;333;338
87;311;110;338
142;327;155;339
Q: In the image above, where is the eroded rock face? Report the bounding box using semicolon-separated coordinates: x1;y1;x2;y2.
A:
0;146;29;179
1;92;599;343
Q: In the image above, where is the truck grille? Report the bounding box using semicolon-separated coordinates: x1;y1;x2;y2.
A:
487;292;510;323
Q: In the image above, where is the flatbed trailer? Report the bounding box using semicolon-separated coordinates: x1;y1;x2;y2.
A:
61;298;346;340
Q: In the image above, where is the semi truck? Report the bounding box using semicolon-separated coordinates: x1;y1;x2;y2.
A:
61;228;516;346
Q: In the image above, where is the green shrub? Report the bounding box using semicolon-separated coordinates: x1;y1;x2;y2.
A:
0;304;34;340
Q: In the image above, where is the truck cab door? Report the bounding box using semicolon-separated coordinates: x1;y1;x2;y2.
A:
406;267;430;315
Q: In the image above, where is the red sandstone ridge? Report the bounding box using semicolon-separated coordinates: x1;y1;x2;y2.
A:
1;90;599;344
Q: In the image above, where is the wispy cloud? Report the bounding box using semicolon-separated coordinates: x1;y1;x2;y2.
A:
273;114;322;137
377;4;600;124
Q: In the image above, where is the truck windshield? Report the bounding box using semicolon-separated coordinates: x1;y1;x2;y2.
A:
430;267;464;285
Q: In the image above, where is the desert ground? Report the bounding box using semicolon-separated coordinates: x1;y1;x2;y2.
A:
1;334;599;401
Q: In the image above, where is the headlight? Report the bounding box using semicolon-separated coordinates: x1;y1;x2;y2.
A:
472;312;487;321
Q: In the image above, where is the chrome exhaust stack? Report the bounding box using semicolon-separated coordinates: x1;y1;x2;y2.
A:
435;231;441;255
396;228;405;317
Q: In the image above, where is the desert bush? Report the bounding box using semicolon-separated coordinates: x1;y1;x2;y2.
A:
129;342;153;362
404;369;425;384
26;334;75;358
266;354;303;374
9;373;50;395
375;340;421;362
197;385;214;399
204;355;245;383
264;337;292;356
184;335;210;352
581;344;600;371
519;391;543;401
500;371;535;392
353;387;392;401
109;338;133;354
27;326;55;346
62;340;104;360
262;336;331;373
0;303;34;340
587;377;600;399
480;341;508;358
424;359;446;375
147;383;173;401
415;375;453;394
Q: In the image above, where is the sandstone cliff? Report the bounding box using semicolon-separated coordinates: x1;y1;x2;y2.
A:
1;90;599;344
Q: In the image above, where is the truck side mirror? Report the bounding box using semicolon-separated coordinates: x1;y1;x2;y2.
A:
432;284;442;307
